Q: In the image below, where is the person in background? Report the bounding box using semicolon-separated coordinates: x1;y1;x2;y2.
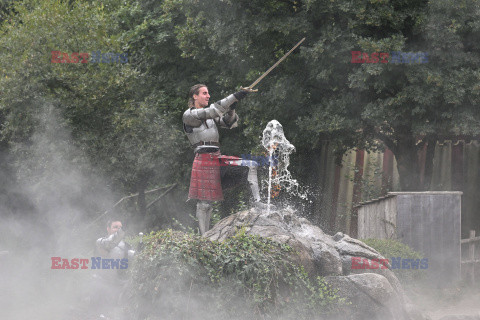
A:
91;219;136;319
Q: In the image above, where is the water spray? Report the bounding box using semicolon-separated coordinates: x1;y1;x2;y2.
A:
262;120;306;213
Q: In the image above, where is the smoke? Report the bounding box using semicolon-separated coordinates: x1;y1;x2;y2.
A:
0;105;477;319
0;100;117;319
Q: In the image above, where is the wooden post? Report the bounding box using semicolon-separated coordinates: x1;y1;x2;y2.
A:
468;230;476;283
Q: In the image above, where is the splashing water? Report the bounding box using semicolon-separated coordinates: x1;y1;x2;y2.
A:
262;120;307;213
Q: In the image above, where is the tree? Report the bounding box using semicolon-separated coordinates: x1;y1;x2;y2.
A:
0;0;184;223
145;0;480;192
3;0;479;230
301;0;480;191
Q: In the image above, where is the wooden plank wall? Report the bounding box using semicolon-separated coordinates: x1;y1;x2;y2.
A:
357;196;396;240
357;192;462;286
394;192;462;285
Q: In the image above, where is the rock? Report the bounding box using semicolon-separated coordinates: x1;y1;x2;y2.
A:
204;207;428;320
325;273;407;320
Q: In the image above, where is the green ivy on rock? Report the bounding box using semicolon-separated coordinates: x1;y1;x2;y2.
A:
127;229;344;320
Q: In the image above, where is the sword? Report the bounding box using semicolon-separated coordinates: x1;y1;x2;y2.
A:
243;37;306;91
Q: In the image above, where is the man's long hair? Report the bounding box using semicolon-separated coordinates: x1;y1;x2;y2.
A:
188;84;207;108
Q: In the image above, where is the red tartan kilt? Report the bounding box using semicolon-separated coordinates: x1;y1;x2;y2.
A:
188;151;242;201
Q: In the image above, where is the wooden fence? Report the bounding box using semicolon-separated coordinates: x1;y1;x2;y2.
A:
461;230;480;283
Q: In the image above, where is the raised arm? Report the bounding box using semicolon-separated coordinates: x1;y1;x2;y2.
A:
183;94;238;126
96;228;125;251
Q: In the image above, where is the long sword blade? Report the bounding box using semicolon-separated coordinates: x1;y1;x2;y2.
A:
247;37;306;89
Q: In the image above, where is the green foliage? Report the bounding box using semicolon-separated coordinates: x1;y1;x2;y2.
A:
362;238;426;284
128;229;344;319
0;0;187;220
362;238;422;261
2;0;480;227
148;0;480;191
299;0;480;190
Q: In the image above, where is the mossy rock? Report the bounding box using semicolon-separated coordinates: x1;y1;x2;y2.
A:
125;229;343;320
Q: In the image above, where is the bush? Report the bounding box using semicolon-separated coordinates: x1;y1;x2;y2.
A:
126;229;344;320
361;238;426;284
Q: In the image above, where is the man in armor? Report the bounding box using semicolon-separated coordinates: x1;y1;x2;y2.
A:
96;220;135;262
183;84;265;235
91;219;135;319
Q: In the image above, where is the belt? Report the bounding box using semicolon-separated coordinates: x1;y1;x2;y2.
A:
192;141;220;148
195;147;219;154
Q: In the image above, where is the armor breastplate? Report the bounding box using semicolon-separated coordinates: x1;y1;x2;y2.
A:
185;119;219;146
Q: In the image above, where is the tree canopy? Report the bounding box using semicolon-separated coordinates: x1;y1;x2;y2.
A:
1;0;479;228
